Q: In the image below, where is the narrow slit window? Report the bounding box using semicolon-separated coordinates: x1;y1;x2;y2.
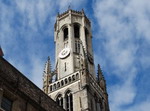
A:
65;62;67;71
78;42;80;53
75;42;78;53
85;28;89;48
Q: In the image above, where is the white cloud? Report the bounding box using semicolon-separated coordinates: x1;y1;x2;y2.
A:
110;84;136;111
0;0;85;89
0;0;57;88
93;0;150;111
127;99;150;111
30;55;45;88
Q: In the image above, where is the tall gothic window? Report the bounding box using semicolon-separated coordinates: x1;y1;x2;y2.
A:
75;40;80;54
64;27;68;40
65;90;73;111
85;28;89;48
56;94;63;107
74;24;80;38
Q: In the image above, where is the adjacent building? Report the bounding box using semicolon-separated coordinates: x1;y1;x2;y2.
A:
0;56;65;111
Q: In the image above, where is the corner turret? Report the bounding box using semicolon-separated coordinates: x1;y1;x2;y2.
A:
43;56;52;94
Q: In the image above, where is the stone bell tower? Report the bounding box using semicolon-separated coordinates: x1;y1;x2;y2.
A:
43;9;109;111
54;9;95;79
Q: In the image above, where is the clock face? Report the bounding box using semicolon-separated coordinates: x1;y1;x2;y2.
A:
59;48;70;59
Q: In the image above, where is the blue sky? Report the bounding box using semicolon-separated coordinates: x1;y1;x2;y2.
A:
0;0;150;111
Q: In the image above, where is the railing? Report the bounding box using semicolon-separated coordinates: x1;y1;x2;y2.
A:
49;71;80;93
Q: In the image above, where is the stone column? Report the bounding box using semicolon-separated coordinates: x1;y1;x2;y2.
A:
81;16;87;53
68;22;74;73
63;94;66;110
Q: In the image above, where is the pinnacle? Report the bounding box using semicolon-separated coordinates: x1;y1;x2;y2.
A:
97;64;105;81
44;56;51;75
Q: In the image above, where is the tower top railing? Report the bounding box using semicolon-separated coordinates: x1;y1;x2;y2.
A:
57;9;90;24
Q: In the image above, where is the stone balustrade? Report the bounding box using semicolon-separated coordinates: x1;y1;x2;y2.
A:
49;71;80;93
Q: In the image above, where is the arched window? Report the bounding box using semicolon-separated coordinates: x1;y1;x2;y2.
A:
61;80;64;86
65;78;68;84
76;73;79;79
74;24;80;38
53;84;56;90
57;82;60;88
68;77;72;82
64;27;68;40
72;75;75;81
56;94;63;107
65;90;73;111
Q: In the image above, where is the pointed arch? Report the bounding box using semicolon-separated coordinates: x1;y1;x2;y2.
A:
64;88;72;95
61;24;69;41
54;92;62;100
64;27;68;40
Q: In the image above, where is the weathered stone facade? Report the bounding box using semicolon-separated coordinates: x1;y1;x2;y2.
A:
0;57;65;111
43;9;110;111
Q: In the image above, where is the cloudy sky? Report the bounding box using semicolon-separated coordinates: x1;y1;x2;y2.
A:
0;0;150;111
